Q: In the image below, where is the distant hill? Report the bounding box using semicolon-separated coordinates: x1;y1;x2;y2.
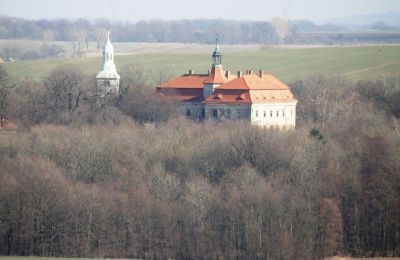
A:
318;11;400;27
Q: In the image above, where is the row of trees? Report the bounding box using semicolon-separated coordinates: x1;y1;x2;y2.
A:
0;42;65;61
2;16;397;46
0;17;279;44
0;65;400;258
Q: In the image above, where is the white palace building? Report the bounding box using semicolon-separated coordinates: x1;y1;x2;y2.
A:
156;41;297;129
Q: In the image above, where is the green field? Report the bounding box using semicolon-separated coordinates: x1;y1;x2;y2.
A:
3;44;400;83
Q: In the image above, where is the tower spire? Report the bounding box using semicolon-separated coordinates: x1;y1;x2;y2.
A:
96;31;120;96
212;35;222;67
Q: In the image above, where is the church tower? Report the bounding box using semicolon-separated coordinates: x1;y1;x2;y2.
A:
96;32;120;95
203;38;226;99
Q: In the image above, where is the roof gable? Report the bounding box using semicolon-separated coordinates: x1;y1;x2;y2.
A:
204;66;227;84
216;77;249;90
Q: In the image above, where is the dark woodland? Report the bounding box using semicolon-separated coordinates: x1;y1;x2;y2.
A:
0;64;400;259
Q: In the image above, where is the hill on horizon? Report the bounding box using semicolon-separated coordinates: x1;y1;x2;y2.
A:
318;11;400;27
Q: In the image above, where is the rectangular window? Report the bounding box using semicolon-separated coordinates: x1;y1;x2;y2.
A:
201;109;205;118
276;110;279;117
256;110;259;117
270;111;273;117
282;110;285;117
186;109;191;117
226;109;231;118
213;109;218;118
264;111;266;117
237;109;241;119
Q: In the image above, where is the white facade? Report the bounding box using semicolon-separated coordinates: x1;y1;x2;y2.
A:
96;32;120;96
191;102;296;129
250;102;297;129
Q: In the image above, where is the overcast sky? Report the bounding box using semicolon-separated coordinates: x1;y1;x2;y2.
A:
0;0;399;22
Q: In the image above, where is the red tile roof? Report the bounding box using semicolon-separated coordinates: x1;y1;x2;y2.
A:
203;89;252;104
217;74;290;90
159;74;208;89
204;66;227;84
204;73;296;104
156;71;297;105
156;87;203;102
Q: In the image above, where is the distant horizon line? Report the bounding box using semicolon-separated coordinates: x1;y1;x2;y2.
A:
0;9;399;25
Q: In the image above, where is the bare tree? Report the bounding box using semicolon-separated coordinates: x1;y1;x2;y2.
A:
43;65;86;123
0;65;14;129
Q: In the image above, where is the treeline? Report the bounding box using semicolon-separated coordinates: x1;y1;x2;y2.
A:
2;16;398;46
0;16;277;44
0;65;400;258
0;42;65;61
1;16;400;62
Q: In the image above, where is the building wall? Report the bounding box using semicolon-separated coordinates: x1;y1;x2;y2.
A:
181;103;204;120
204;104;251;121
203;83;220;99
181;102;297;129
250;102;297;129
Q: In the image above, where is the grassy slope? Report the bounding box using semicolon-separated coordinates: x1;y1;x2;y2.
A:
3;45;400;83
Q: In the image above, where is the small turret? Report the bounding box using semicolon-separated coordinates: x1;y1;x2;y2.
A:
96;31;120;96
203;37;227;99
212;37;222;67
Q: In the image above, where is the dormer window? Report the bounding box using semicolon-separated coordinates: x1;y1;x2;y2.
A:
236;93;246;100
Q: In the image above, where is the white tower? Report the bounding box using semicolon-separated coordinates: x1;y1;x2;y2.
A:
96;32;120;95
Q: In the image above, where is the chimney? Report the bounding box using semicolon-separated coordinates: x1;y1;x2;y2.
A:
225;70;230;78
237;71;242;78
258;70;263;78
249;70;253;75
188;69;194;75
207;69;210;75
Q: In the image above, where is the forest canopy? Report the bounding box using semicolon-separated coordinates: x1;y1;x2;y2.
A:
0;64;400;258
